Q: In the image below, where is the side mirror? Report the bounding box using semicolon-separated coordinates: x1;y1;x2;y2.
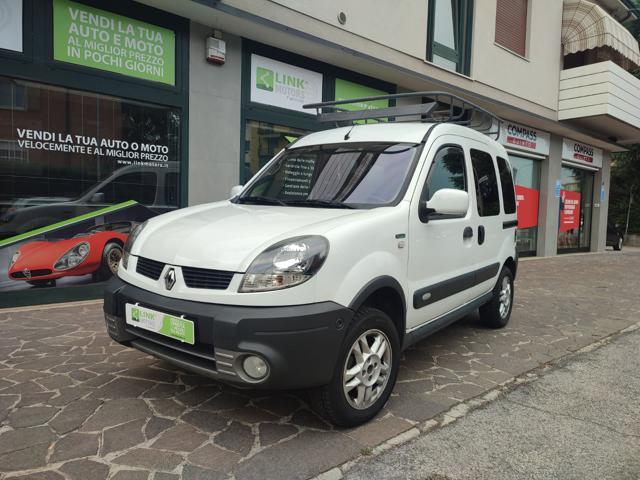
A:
90;192;105;204
230;185;244;198
419;189;469;222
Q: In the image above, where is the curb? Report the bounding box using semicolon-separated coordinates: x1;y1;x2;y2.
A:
0;298;103;313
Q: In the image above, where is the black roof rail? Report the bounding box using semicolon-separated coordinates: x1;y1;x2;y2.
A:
303;91;502;140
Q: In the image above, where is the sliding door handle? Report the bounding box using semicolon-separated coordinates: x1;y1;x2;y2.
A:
478;225;486;245
463;227;473;239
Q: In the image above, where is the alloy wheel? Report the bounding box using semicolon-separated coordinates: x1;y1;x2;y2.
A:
343;329;392;410
499;276;512;319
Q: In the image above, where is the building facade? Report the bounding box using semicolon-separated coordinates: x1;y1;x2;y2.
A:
1;0;639;306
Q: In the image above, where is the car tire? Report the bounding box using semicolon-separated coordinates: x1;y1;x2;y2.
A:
94;242;123;282
479;266;514;329
613;236;623;251
310;307;400;427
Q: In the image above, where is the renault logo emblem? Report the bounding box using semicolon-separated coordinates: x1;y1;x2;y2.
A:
164;268;176;290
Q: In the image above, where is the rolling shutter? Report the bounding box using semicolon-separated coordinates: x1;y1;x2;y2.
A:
495;0;528;57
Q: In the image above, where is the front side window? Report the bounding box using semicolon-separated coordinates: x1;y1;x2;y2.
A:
423;146;467;199
470;149;500;217
427;0;474;75
238;143;421;209
420;145;467;219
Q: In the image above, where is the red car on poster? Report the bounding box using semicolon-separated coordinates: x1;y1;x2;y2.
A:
8;222;134;287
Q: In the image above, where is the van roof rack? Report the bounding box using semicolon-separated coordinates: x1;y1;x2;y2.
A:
303;91;502;140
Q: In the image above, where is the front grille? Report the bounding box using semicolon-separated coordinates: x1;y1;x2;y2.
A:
11;269;52;279
182;266;234;290
136;257;165;280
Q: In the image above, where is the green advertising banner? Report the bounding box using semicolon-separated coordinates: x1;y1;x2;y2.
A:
53;0;175;85
334;78;390;112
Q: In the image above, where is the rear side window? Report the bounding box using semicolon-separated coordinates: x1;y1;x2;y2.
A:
470;149;500;217
497;156;516;214
422;145;467;202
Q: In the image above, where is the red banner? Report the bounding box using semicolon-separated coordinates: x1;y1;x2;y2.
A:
559;189;581;232
514;185;539;229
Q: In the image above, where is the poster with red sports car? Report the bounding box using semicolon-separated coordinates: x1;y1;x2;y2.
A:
8;222;132;288
559;190;581;232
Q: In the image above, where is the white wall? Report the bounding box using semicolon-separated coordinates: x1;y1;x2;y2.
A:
270;0;428;59
268;0;564;112
188;23;242;205
471;0;564;111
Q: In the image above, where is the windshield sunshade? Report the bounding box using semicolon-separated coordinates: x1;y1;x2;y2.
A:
238;143;420;209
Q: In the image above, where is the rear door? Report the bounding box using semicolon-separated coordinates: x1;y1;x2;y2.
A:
464;143;504;299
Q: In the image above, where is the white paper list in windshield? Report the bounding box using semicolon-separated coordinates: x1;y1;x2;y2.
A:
282;157;314;198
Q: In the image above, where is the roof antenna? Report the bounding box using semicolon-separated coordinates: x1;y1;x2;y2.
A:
344;108;368;140
344;123;356;140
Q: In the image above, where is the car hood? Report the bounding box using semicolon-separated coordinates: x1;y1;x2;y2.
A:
133;201;365;272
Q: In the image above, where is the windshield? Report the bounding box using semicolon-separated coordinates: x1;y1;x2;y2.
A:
237;142;421;209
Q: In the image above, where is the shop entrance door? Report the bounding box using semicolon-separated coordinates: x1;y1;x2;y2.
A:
509;155;541;256
557;165;594;253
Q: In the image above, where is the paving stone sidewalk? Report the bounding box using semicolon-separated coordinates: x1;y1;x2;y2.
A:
0;250;638;480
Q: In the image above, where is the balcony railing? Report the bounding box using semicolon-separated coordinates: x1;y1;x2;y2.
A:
559;60;640;144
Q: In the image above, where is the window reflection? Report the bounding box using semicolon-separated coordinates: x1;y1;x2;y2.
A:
0;76;181;239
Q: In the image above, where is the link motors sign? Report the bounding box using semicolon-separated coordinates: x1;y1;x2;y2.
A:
499;121;550;156
562;138;603;169
250;54;323;113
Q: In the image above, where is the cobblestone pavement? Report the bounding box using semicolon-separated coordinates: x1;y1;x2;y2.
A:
0;250;638;480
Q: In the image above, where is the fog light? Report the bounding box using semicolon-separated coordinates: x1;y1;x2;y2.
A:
242;355;268;380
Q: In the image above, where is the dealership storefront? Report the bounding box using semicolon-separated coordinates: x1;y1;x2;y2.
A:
0;0;188;306
240;40;394;182
0;0;620;307
498;123;605;257
558;138;603;253
499;121;550;257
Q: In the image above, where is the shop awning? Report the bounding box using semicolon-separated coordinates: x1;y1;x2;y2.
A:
562;0;640;68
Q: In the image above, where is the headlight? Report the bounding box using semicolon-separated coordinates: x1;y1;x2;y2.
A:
10;251;20;267
122;221;148;269
54;242;90;271
239;236;329;292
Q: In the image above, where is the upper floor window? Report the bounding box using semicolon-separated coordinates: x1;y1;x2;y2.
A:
426;0;474;75
495;0;528;57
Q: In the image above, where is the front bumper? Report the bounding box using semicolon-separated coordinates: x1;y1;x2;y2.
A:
103;277;354;389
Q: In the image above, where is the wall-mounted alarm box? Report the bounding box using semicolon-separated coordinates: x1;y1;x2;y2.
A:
206;35;226;65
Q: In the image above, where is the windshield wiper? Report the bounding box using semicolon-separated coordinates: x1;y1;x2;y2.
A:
236;196;287;206
286;199;355;209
